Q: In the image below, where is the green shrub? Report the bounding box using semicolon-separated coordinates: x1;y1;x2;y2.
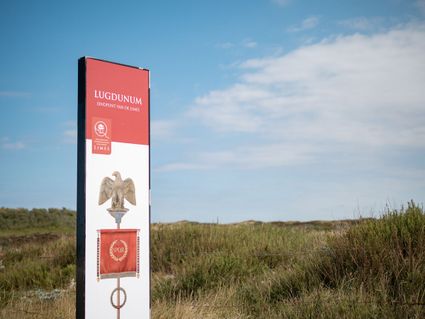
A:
0;207;75;233
316;201;425;304
0;235;76;307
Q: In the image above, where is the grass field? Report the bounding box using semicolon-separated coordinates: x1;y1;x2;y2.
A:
0;203;424;318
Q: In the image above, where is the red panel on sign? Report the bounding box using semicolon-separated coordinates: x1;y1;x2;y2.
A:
98;229;139;279
86;58;149;146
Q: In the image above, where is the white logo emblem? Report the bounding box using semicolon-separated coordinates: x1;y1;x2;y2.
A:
94;121;108;138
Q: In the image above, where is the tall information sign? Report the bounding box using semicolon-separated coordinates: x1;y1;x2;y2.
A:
77;57;150;319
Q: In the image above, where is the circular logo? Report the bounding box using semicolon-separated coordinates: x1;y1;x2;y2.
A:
94;120;108;137
109;239;128;262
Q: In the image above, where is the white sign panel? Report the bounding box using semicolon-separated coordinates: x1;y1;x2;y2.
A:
77;57;150;319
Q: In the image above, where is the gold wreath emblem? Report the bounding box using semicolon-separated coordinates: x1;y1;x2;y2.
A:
109;239;128;262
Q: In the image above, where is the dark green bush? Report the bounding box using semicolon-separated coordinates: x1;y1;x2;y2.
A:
0;207;75;231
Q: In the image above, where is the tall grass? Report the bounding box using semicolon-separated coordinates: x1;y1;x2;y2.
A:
1;203;424;318
0;208;75;236
317;201;425;304
151;222;326;301
235;201;425;318
0;236;76;307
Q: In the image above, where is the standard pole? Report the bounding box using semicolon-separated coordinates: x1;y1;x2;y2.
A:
116;219;121;319
117;218;121;319
117;276;121;319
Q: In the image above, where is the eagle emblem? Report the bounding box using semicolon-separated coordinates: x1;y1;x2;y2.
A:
98;171;136;211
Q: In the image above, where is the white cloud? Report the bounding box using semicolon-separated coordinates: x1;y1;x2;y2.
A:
63;130;77;138
217;39;258;50
2;138;25;150
156;143;317;171
190;84;269;132
287;16;320;32
242;39;257;48
216;42;235;49
63;129;77;144
64;120;76;127
151;120;178;140
181;23;425;170
62;121;77;144
338;17;383;31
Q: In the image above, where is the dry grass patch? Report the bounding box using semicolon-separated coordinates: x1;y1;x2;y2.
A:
0;289;75;319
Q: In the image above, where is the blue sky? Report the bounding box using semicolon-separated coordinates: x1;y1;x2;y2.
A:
1;0;425;222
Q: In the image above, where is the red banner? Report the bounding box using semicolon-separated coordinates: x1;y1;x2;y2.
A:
97;229;140;279
86;58;149;149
